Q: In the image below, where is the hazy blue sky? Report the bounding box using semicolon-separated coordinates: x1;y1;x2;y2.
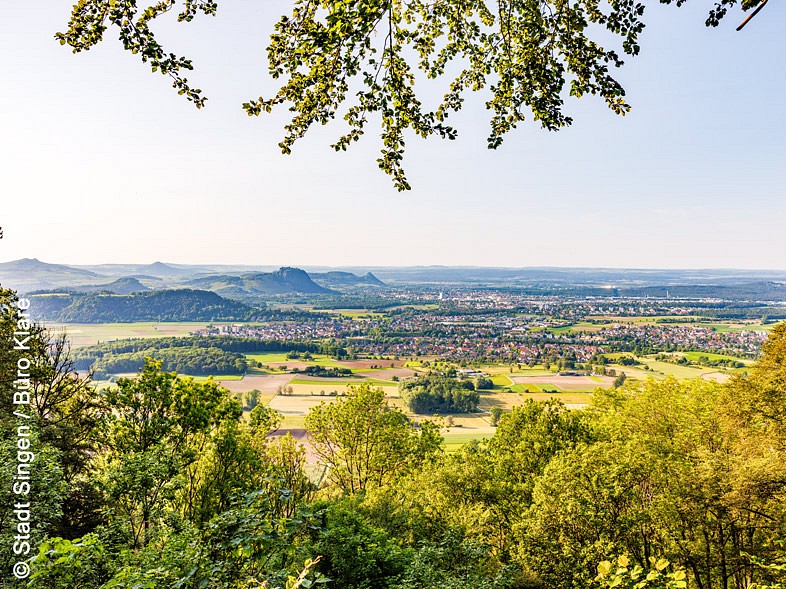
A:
2;0;784;268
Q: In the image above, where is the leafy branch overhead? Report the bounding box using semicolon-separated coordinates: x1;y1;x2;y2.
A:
58;0;759;190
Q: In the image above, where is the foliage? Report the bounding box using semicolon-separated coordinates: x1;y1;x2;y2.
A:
490;405;503;426
305;383;442;494
0;287;104;566
522;439;669;587
101;360;228;547
594;555;688;589
307;500;410;588
90;346;247;377
191;490;322;588
399;373;480;414
30;289;255;323
57;0;758;189
0;435;66;576
390;531;524;589
28;534;111;588
476;376;495;390
297;366;353;378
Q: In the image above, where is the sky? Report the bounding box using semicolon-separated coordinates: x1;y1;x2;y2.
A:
1;0;785;269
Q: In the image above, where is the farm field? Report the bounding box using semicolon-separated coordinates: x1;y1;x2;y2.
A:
637;359;722;379
192;374;244;381
289;376;397;386
353;367;416;378
490;389;593;406
676;351;755;365
442;430;493;452
288;382;400;397
490;374;513;387
244;351;293;363
585;316;772;333
510;374;614;391
268;394;342;416
214;373;292;394
602;356;729;381
246;352;413;372
508;368;557;376
45;321;218;347
536;321;605;334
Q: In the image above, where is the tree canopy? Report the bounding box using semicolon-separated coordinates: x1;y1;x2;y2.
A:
56;0;761;190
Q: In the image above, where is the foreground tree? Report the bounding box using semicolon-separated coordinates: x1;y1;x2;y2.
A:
523;374;786;589
57;0;762;190
0;287;103;569
305;383;442;494
101;359;227;547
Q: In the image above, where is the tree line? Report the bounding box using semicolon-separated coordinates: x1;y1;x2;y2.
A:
74;336;351;377
90;346;247;378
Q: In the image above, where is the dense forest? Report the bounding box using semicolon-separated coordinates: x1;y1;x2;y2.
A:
399;373;481;414
3;285;786;588
88;346;247;378
28;289;256;322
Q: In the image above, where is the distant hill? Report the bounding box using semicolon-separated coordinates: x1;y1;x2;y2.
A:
187;267;334;297
0;258;104;292
350;266;786;287
28;289;256;323
134;261;193;277
311;271;385;287
29;277;151;296
617;281;786;302
69;277;151;295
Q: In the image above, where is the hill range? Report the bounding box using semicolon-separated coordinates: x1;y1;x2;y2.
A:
3;258;786;305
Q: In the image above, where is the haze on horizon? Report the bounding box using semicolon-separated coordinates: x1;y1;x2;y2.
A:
2;1;785;270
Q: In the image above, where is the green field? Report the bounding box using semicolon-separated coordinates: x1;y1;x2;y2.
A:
508;368;555;376
245;351;293;363
539;321;604;334
490;374;513;387
279;415;307;429
610;358;712;380
442;431;491;452
46;321;217;348
192;374;245;382
694;322;773;333
677;351;754;365
585;316;772;334
244;352;347;367
510;383;545;393
602;352;747;380
246;366;287;375
321;308;386;319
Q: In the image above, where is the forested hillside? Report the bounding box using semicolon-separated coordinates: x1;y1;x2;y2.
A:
186;267;334;297
28;289;256;322
3;284;786;588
